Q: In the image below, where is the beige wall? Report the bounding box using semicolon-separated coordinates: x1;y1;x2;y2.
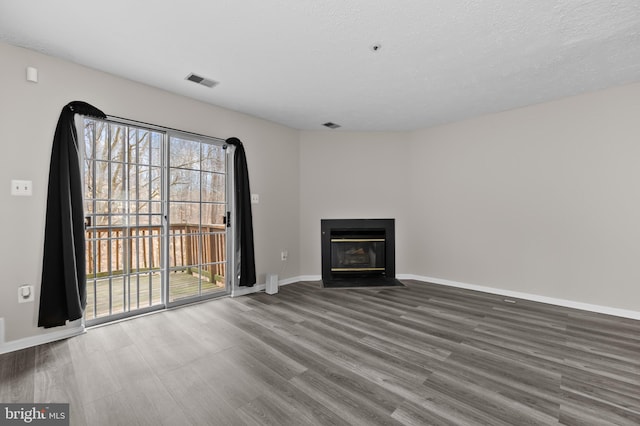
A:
0;42;300;342
298;83;640;313
407;83;640;311
299;131;412;276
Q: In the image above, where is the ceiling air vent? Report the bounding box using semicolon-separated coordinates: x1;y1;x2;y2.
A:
323;122;341;129
185;73;219;88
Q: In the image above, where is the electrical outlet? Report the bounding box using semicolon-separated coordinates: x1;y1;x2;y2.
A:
281;250;288;261
11;180;33;196
250;193;260;204
18;285;34;303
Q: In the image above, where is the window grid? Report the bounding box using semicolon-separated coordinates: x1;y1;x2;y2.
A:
83;118;228;324
84;119;167;322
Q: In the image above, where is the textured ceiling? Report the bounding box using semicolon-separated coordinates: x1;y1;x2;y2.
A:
1;0;640;131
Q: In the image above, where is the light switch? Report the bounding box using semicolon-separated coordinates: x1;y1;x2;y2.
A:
11;180;33;196
251;193;259;204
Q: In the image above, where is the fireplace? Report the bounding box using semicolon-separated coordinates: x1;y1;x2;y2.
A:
321;219;401;287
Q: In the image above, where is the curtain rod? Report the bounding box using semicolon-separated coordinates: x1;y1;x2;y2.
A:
103;114;227;145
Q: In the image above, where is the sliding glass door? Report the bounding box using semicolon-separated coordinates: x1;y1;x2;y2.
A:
167;134;227;304
82;118;229;325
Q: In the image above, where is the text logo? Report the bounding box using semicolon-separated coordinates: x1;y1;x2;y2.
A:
1;404;69;426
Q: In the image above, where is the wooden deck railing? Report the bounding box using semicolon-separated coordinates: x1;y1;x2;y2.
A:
86;223;226;281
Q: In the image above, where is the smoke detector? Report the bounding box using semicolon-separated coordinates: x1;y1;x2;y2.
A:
323;122;341;129
185;73;219;88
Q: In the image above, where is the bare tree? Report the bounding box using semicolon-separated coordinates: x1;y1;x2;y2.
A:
84;119;226;226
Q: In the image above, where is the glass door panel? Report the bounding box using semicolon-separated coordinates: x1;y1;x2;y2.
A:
168;135;227;303
84;119;166;324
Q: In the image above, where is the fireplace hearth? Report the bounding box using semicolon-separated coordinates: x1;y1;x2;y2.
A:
321;219;403;288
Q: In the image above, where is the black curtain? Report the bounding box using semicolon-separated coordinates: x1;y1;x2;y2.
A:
38;101;106;328
225;137;257;287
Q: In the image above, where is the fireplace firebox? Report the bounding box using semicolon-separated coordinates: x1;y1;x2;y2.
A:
321;219;402;287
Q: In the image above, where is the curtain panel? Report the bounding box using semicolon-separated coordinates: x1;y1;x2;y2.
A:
225;137;256;287
38;101;106;328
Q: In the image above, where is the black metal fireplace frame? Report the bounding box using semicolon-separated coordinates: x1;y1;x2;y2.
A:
321;218;396;284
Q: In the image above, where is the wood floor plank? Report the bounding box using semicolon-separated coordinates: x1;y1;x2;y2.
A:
561;375;640;414
559;386;640;426
2;279;640;425
0;347;35;403
424;371;559;425
289;368;404;426
391;399;462;426
156;357;246;425
434;348;562;418
33;340;92;423
82;375;189;426
229;349;350;426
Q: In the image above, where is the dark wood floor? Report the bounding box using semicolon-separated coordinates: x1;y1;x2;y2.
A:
2;280;640;425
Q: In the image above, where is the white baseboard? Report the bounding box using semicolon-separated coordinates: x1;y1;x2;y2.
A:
231;276;300;297
400;274;640;321
0;322;85;355
280;276;305;286
298;275;321;282
232;283;266;297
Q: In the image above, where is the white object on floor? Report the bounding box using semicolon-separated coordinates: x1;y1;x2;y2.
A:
266;274;279;295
